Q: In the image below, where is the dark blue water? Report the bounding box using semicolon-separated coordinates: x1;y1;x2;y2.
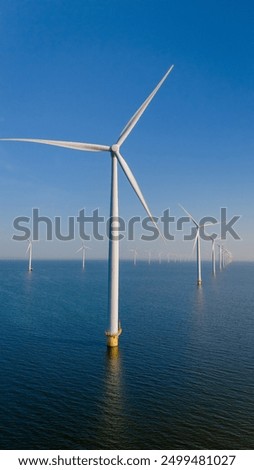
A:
0;260;253;449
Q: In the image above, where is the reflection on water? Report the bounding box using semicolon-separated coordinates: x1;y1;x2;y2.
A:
95;348;127;449
104;347;122;407
195;284;205;313
24;270;34;293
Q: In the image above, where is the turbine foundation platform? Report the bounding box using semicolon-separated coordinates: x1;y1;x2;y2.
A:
105;327;122;348
197;279;202;286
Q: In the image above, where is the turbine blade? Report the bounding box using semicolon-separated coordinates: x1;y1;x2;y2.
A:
199;221;220;229
115;150;153;218
0;138;110;152
178;203;199;227
76;247;83;253
207;234;215;241
116;65;174;147
115;150;163;239
26;242;31;254
192;228;199;255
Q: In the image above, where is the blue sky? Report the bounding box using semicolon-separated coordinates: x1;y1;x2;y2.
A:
0;0;253;260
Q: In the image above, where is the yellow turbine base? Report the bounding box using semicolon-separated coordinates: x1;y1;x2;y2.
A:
105;327;122;348
197;279;202;286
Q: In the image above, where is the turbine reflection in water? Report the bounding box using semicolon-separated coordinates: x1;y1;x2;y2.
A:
95;348;127;449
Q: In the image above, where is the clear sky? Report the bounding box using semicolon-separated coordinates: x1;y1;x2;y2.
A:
0;0;253;261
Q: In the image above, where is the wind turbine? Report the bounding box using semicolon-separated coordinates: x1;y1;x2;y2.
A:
222;246;228;269
130;249;138;266
179;204;204;286
221;245;232;269
208;235;216;276
158;251;163;264
1;65;174;347
76;242;90;270
26;240;33;272
217;243;223;271
145;250;152;265
224;248;232;266
179;204;217;286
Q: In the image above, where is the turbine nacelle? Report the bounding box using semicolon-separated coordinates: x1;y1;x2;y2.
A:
110;144;120;153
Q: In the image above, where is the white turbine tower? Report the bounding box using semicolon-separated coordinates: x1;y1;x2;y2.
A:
158;251;163;264
221;245;229;269
130;249;138;266
76;242;90;270
145;250;152;265
224;248;232;266
26;240;33;272
208;235;216;276
1;65;174;347
179;204;205;286
217;243;223;271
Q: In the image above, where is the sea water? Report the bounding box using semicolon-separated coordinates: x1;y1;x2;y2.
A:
0;260;253;449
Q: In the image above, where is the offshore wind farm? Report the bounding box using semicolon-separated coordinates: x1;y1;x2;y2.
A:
0;0;253;453
1;64;174;347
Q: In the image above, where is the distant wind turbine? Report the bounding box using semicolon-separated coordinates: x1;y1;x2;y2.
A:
26;240;33;272
179;204;203;286
179;204;217;286
130;249;138;266
76;243;90;270
145;250;152;265
223;248;232;266
217;243;223;271
208;235;216;276
222;246;227;269
158;252;163;264
1;65;174;347
221;245;231;269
